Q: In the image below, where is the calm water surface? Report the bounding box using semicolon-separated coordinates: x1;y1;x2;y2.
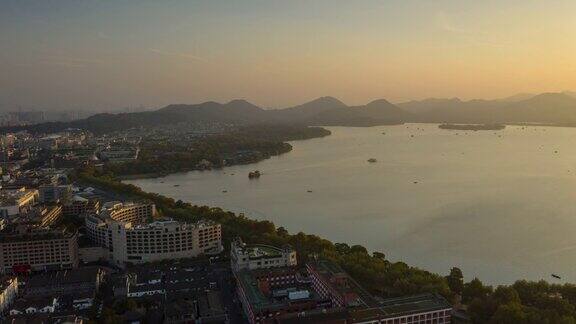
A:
126;124;576;284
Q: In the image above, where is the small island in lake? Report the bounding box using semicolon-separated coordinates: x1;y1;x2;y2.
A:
439;123;506;131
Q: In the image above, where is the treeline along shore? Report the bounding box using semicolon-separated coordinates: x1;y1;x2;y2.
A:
107;125;331;179
77;151;576;323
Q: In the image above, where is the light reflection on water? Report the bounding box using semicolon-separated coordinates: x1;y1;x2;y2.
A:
126;124;576;284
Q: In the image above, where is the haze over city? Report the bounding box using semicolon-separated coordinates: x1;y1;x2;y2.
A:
6;1;576;323
2;0;576;111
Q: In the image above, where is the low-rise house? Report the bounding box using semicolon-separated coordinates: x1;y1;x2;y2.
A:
9;297;59;316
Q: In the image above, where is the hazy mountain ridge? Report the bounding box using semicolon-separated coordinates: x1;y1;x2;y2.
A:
312;99;411;126
5;92;576;134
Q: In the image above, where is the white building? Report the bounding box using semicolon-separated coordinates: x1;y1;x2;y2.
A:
230;237;297;272
86;214;222;267
9;297;58;316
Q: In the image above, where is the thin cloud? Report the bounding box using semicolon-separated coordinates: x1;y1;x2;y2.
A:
40;56;106;68
148;48;207;63
435;11;508;48
97;31;111;39
11;55;107;69
436;11;466;33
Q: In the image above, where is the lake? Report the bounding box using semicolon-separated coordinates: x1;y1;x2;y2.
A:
126;124;576;284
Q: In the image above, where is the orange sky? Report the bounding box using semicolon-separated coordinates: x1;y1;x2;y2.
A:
1;1;576;110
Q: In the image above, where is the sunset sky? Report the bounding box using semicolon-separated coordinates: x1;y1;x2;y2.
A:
1;0;576;110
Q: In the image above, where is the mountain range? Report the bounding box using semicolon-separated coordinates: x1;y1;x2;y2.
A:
5;92;576;134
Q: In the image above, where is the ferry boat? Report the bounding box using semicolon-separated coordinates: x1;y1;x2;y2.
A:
248;170;261;179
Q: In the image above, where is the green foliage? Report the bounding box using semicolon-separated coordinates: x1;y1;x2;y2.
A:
77;167;451;300
77;167;576;323
105;125;329;177
463;277;576;323
447;267;464;295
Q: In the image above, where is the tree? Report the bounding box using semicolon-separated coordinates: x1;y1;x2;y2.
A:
464;278;493;303
447;267;464;295
372;251;385;259
334;243;350;254
349;245;368;255
493;286;521;306
490;303;526;324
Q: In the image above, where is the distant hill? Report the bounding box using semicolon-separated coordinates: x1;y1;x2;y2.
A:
402;99;506;123
270;96;348;123
496;92;576;124
401;92;576;124
1;100;268;135
5;91;576;135
159;99;269;123
313;99;409;126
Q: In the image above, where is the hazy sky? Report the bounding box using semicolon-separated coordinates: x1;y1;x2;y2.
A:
1;0;576;110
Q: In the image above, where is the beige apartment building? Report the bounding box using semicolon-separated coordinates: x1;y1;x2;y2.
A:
0;229;79;274
101;201;156;224
86;208;222;267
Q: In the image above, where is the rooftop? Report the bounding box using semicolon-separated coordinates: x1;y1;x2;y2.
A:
236;267;316;312
26;267;102;291
306;259;378;307
348;293;452;321
233;237;291;260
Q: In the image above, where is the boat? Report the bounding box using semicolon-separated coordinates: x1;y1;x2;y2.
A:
307;190;313;193
248;170;261;179
552;274;561;279
367;158;377;163
173;184;180;187
222;190;228;193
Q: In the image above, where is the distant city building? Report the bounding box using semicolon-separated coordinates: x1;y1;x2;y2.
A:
0;276;18;314
62;198;101;218
39;134;62;150
38;184;72;203
21;204;63;227
231;237;297;272
99;145;139;163
0;188;39;217
0;228;79;274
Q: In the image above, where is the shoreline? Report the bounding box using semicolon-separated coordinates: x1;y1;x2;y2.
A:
118;122;572;181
